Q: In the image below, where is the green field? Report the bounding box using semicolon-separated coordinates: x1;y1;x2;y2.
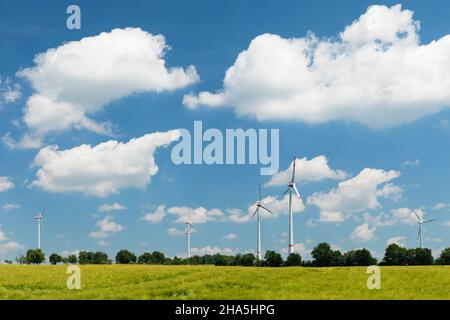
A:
0;265;449;300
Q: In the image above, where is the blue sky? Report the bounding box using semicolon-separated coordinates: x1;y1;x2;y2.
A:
0;0;450;261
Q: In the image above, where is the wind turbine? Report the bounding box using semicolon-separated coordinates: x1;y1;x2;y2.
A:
35;212;43;250
252;183;274;261
185;209;192;259
412;209;438;249
282;157;303;254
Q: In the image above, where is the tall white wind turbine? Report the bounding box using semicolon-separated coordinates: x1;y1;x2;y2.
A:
185;209;192;259
252;183;274;261
35;212;43;249
412;209;438;249
282;157;303;254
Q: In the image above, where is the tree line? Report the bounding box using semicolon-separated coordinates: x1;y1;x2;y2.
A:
13;243;450;267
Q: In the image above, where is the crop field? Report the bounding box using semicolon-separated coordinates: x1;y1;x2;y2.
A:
0;265;449;300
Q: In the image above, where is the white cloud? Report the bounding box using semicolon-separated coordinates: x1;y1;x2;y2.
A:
142;205;166;223
223;233;237;240
14;28;198;147
308;168;401;220
97;240;109;247
2;204;21;210
190;246;236;256
168;206;224;224
351;223;376;242
0;228;6;241
0;77;21;104
319;211;345;223
248;194;305;217
265;156;347;187
31;130;180;197
61;249;81;258
184;5;450;128
0;177;14;192
98;202;127;212
387;236;407;247
445;221;450;227
90;215;124;238
363;212;396;227
390;207;424;225
432;202;447;210
280;243;312;259
0;241;24;253
167;227;185;237
403;159;420;167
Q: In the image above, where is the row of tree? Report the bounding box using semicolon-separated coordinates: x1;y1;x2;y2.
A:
16;243;450;266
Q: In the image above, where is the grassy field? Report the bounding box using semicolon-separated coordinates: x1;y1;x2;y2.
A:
0;264;449;300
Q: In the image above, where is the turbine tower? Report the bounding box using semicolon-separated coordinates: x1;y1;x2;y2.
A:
412;209;438;249
282;157;303;254
35;212;43;249
185;209;192;259
252;183;274;261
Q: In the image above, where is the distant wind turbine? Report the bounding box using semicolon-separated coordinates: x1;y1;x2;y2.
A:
35;212;43;249
252;183;274;261
281;157;303;254
185;209;192;259
412;209;438;249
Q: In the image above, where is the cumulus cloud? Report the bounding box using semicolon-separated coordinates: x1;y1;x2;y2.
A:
142;205;166;223
190;246;236;256
12;28;198;147
308;168;402;221
98;202;127;212
167;227;185;237
248;194;305;217
363;212;396;227
387;236;407;247
403;159;420;167
184;5;450;128
390;207;424;225
30;130;180;197
0;77;21;105
265;156;347;187
0;227;23;254
432;202;448;210
351;223;376;242
168;206;224;224
280;243;312;259
223;233;238;240
90;215;124;238
0;177;14;192
2;204;21;210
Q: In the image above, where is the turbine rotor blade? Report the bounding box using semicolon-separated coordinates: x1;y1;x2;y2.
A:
252;207;259;218
411;209;421;222
291;157;296;183
423;218;438;224
281;188;290;197
260;205;274;215
292;183;302;201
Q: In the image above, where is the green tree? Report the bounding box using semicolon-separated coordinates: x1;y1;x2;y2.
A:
285;253;302;266
78;251;94;264
115;250;136;264
381;244;409;265
407;248;433;265
240;253;256;266
26;249;45;264
67;254;78;264
264;250;283;267
93;251;109;264
437;247;450;265
138;252;152;264
311;243;342;267
343;249;377;266
151;251;165;264
49;253;62;265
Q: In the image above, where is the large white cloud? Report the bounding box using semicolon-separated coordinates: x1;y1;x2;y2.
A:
265;156;347;187
248;194;305;217
13;28;198;147
31;130;180;197
142;205;166;223
168;206;224;224
308;168;402;222
184;4;450;128
0;176;14;192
